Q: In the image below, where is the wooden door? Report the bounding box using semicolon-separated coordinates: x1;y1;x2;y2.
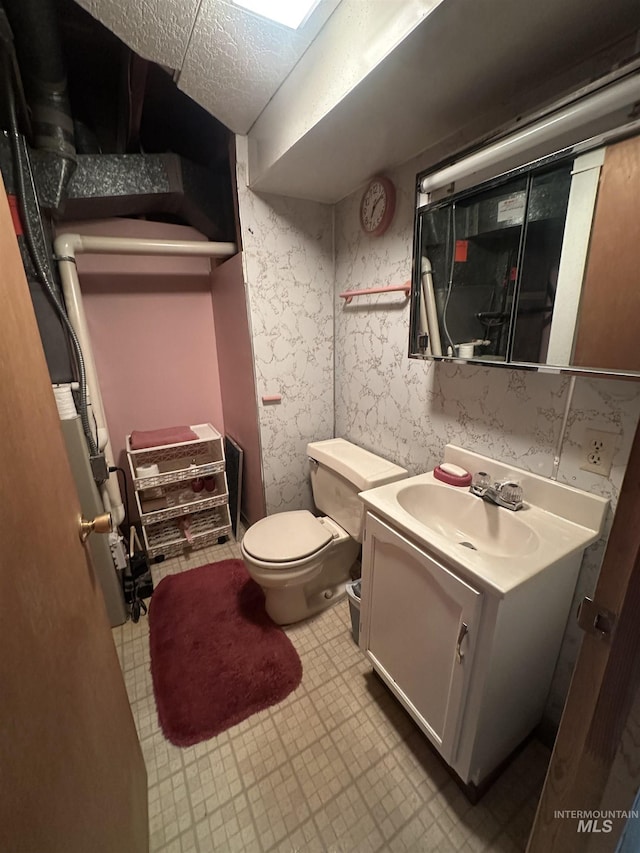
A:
0;180;148;853
527;415;640;852
572;135;640;372
360;513;482;763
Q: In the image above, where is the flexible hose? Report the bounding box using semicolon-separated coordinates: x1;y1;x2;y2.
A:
3;54;99;458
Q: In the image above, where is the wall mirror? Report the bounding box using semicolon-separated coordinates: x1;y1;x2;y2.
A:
408;71;640;378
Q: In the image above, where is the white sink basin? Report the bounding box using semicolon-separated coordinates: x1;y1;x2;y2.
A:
359;445;609;595
395;483;539;558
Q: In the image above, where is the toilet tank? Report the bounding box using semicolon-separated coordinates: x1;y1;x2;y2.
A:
307;438;407;542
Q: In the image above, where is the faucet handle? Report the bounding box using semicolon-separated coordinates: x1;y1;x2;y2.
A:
499;480;523;506
472;471;491;491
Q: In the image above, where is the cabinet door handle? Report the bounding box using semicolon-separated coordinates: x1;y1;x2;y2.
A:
456;622;468;664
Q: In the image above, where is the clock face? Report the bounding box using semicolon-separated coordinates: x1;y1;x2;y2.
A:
360;176;396;236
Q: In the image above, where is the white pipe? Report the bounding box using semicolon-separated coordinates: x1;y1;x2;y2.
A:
54;232;237;528
421;257;442;357
551;376;576;480
97;426;109;452
52;383;78;419
420;73;640;194
56;234;237;258
55;251;125;526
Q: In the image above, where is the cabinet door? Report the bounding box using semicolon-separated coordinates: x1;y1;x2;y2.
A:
360;513;482;763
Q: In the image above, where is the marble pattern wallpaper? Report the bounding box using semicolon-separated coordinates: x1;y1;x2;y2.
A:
236;135;640;726
235;138;334;515
333;151;640;726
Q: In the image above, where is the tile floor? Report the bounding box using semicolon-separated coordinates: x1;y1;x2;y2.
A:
112;535;550;853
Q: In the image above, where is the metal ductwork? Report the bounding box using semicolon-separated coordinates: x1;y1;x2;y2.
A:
35;152;233;241
1;0;233;239
3;0;76;213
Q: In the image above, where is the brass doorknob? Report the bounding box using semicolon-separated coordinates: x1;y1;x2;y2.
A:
79;512;113;543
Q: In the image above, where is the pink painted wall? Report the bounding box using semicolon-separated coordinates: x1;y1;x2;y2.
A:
59;219;225;478
211;254;265;524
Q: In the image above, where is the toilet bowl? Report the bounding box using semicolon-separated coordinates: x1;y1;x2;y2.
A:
241;512;359;625
241;439;407;625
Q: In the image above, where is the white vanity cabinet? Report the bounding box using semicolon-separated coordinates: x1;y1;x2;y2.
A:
360;513;482;764
359;509;583;791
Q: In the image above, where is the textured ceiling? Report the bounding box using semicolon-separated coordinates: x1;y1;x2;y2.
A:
178;0;341;134
76;0;200;70
75;0;342;134
74;0;640;203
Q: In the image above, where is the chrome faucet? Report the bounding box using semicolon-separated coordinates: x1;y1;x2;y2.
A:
469;472;524;511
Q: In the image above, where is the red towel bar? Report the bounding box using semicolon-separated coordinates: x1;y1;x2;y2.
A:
339;281;411;304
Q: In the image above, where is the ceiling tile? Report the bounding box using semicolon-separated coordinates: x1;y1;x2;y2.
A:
177;0;341;134
75;0;200;69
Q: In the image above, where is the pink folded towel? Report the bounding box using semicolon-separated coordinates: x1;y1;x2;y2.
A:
130;426;198;450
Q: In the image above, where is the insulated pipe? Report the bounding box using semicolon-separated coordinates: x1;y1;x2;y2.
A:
53;233;237;528
421;257;442;357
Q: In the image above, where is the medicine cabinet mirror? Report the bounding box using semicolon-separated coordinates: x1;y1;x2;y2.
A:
409;123;640;377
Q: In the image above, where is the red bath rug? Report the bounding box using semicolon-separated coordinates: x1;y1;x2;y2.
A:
149;559;302;746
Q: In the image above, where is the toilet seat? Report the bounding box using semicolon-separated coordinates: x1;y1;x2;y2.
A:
242;510;333;566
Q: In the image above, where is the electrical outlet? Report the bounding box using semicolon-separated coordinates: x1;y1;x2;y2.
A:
580;428;618;476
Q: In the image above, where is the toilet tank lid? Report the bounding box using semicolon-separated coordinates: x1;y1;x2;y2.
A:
307;438;408;492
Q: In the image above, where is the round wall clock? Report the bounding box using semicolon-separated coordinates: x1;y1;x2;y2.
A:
359;175;396;236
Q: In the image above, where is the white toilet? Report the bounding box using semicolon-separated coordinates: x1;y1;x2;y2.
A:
241;438;407;625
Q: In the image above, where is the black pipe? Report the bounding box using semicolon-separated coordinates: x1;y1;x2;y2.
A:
3;0;76;212
3;49;98;461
